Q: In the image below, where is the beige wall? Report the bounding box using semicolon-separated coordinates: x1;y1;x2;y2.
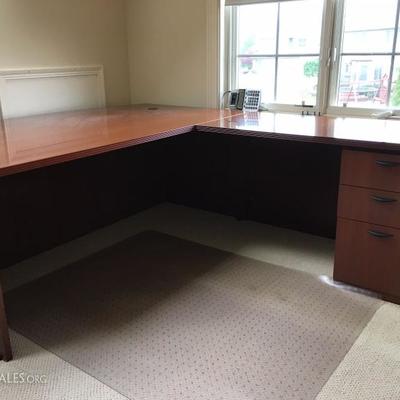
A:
127;0;209;107
0;0;131;106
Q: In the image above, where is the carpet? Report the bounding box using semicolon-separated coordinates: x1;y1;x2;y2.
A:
6;231;381;400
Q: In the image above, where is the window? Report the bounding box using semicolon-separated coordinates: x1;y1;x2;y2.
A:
226;0;400;116
331;0;400;110
230;0;324;110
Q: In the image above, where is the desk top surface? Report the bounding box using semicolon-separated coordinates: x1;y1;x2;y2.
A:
197;111;400;151
1;105;400;177
0;105;239;177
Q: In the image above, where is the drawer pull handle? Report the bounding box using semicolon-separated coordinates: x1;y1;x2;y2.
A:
376;160;400;168
371;195;397;203
368;230;394;239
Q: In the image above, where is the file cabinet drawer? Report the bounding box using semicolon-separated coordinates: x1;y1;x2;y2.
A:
341;150;400;192
338;185;400;228
334;218;400;297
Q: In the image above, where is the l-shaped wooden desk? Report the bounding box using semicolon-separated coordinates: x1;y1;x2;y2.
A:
1;104;400;361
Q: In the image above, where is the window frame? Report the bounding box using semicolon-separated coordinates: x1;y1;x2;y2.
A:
226;0;400;117
326;0;400;116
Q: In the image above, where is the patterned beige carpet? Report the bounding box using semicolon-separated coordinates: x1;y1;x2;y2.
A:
317;303;400;400
5;231;381;400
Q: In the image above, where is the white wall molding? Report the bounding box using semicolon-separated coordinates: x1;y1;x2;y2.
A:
0;65;106;119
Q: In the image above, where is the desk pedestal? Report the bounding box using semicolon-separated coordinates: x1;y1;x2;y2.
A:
335;150;400;302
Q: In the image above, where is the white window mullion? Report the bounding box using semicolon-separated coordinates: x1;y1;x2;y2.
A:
316;0;337;114
327;0;345;108
231;7;238;93
387;0;400;106
274;3;281;101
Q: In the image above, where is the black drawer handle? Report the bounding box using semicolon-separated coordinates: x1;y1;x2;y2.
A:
376;160;400;168
371;195;397;203
368;230;394;239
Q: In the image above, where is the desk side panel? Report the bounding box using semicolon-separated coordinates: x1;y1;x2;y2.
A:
0;138;173;269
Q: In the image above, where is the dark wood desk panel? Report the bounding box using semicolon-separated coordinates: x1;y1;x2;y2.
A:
0;137;181;269
0;105;240;177
168;132;341;238
196;112;400;152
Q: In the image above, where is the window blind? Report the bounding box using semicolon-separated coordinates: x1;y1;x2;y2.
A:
225;0;301;6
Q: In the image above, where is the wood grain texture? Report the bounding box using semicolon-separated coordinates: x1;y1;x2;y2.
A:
341;150;400;192
2;107;400;178
338;185;400;229
0;105;240;177
334;218;400;298
196;112;400;151
335;149;400;304
0;279;12;361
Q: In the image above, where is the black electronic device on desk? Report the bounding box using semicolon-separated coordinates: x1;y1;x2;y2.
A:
229;89;261;111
